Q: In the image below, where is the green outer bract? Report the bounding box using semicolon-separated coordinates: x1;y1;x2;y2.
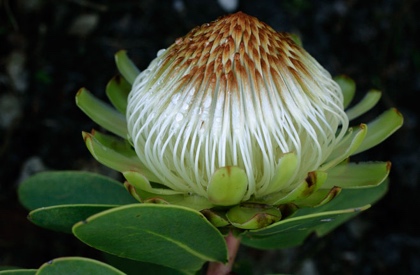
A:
257;153;298;197
226;204;281;230
106;75;131;114
334;75;355;108
345;89;381;120
322;161;390;189
115;50;141;85
207;166;248;206
352;108;403;155
321;123;367;170
264;171;328;205
76;88;127;139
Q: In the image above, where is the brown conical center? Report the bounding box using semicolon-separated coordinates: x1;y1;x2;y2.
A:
151;12;311;99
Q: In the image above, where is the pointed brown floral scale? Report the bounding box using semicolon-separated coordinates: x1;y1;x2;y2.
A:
148;12;318;101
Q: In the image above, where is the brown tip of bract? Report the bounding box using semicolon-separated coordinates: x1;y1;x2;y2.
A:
153;12;308;98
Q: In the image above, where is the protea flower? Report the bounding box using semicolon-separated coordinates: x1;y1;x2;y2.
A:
76;12;403;230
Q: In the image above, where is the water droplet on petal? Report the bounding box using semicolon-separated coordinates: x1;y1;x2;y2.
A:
182;103;189;110
176;113;184;122
171;93;181;105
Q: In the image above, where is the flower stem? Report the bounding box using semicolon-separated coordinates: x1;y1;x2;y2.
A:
207;231;241;275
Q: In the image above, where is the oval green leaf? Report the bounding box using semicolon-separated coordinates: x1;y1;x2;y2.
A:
28;204;116;233
241;227;313;249
72;204;227;272
0;270;37;275
103;253;191;275
241;206;369;249
36;257;124;275
18;171;137;210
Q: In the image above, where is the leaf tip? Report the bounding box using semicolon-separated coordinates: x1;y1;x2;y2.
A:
386;161;392;172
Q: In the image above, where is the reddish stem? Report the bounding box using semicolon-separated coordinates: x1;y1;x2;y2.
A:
206;231;241;275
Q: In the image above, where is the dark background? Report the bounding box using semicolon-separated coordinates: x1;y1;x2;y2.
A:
1;0;419;274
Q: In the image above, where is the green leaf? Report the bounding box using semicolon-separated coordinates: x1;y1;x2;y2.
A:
18;171;137;210
241;229;313;250
241;206;369;249
76;88;127;138
311;179;389;236
106;75;131;114
352;108;403;155
28;204;115;233
241;180;389;249
115;50;140;85
73;204;228;272
295;179;388;237
103;253;191;275
334;75;355;109
245;205;370;238
0;270;37;275
345;89;382;120
36;257;125;275
322;161;391;189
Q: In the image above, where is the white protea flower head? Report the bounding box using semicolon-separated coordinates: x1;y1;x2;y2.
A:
127;12;348;203
77;12;403;230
